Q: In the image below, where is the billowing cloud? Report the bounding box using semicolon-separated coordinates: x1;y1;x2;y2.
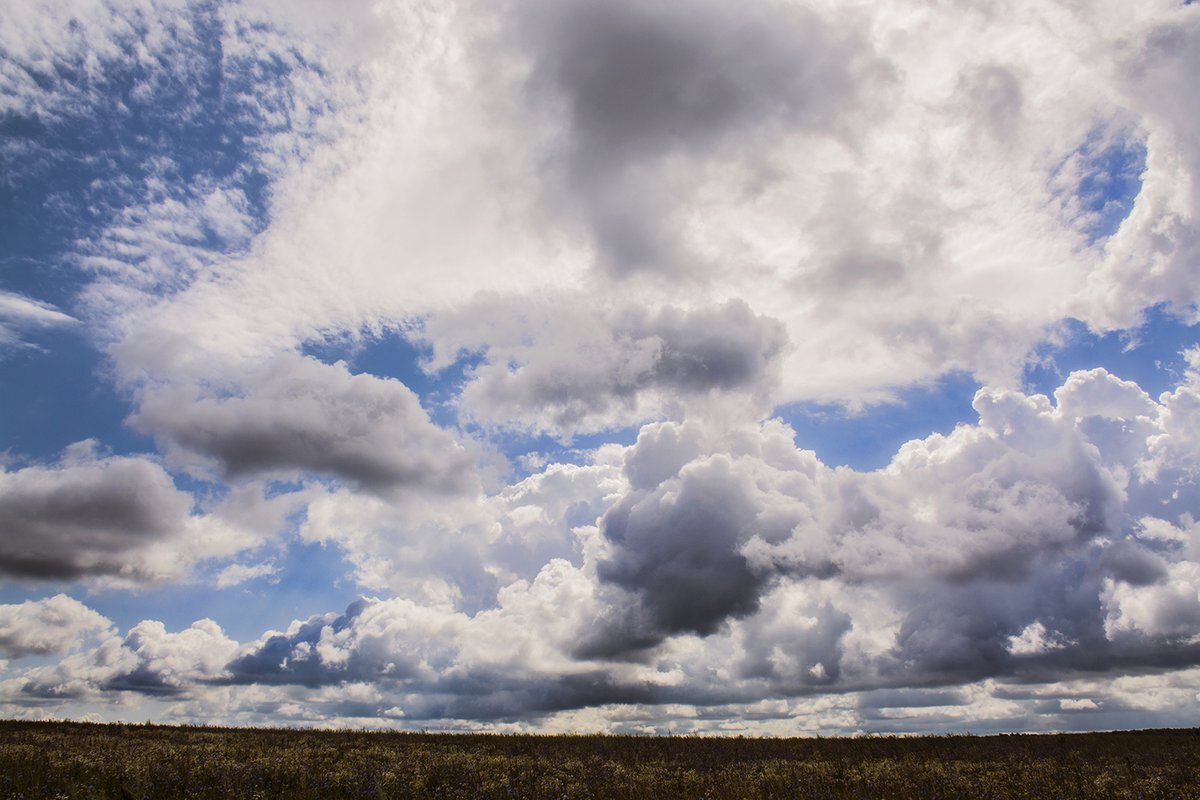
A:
7;365;1199;729
15;617;238;700
0;595;113;658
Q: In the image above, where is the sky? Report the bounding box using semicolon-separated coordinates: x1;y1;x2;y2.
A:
1;0;1199;736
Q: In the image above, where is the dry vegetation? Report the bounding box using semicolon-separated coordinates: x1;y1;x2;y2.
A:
0;720;1197;799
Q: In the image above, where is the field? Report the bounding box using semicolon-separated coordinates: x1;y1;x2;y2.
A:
0;720;1197;799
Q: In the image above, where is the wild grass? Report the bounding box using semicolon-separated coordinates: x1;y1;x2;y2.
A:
0;719;1197;799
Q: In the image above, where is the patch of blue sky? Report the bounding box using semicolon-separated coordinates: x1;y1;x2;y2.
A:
1025;304;1200;401
161;538;362;642
0;327;149;463
777;371;982;472
485;424;643;481
0;2;329;315
1058;127;1147;244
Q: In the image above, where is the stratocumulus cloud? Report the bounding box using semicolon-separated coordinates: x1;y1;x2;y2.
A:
1;0;1199;734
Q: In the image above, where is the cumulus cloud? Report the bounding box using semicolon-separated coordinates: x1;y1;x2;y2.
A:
15;617;238;700
297;445;625;611
579;365;1200;681
224;597;467;688
131;353;479;496
0;595;113;658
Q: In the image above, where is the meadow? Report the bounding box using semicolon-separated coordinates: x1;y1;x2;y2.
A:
0;719;1196;799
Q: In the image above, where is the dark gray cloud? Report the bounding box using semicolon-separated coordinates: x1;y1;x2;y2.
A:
583;454;786;657
515;0;883;275
0;443;194;580
132;353;478;495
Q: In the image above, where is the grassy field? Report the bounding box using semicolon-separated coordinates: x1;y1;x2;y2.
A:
0;720;1197;799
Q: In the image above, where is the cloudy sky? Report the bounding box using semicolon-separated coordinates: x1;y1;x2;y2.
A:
2;0;1199;735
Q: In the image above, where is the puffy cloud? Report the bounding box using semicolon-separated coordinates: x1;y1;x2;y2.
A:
1103;561;1200;641
131;353;478;496
225;597;467;688
122;363;1194;724
297;447;625;610
15;618;238;700
0;595;113;658
579;366;1200;684
8;356;1200;724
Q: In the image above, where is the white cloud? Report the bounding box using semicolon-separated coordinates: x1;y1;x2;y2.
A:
214;561;278;589
0;595;113;658
0;291;77;351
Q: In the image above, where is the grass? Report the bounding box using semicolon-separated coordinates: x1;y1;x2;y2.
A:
0;720;1197;799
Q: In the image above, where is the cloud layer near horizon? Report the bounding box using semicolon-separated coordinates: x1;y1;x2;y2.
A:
2;0;1200;733
4;362;1200;731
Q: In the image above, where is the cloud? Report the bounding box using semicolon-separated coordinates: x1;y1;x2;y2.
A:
214;561;279;589
425;298;788;438
0;595;113;658
1086;7;1200;326
297;447;626;611
41;0;1195;422
578;365;1200;681
4;0;1200;734
224;597;467;688
0;442;196;581
15;617;238;699
0;441;276;584
511;0;886;277
131;353;479;496
46;364;1181;724
0;291;77;351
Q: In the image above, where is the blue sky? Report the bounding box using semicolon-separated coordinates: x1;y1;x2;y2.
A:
2;0;1200;735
